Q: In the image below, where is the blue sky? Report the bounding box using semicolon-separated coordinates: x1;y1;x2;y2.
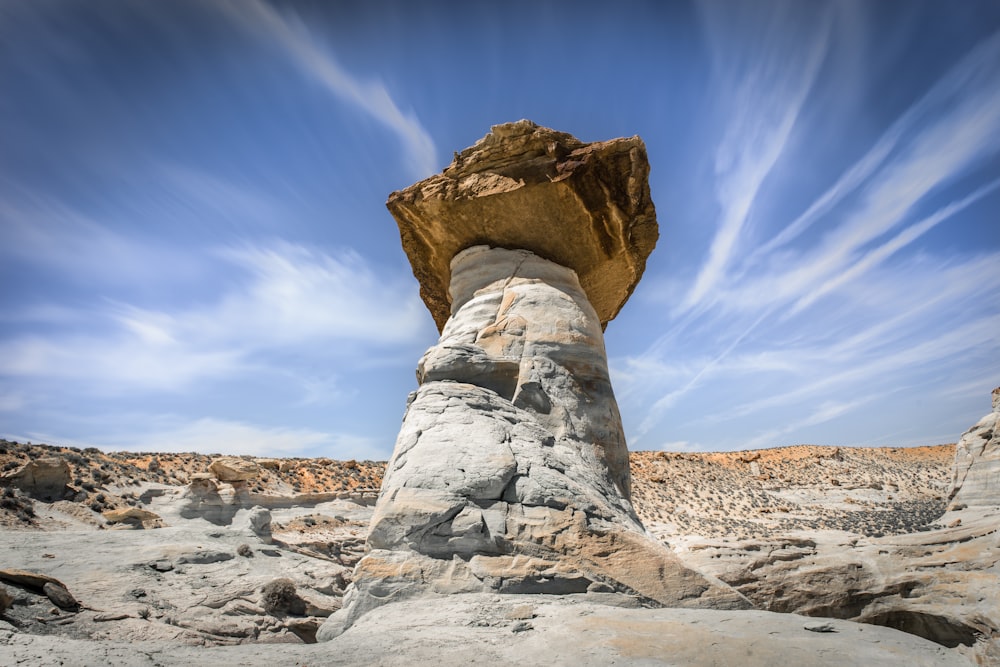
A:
2;0;998;459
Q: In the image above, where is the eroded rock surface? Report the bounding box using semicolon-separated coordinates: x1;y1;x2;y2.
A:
388;120;658;331
1;457;71;501
209;457;260;483
949;387;1000;508
320;247;744;639
674;509;1000;665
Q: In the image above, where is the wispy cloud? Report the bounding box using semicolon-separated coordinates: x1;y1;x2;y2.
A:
742;398;866;450
790;176;1000;313
755;29;1000;258
0;190;204;286
683;0;833;311
0;239;426;393
626;22;1000;450
721;29;1000;317
220;0;437;180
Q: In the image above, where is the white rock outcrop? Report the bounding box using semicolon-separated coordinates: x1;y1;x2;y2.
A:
319;247;744;639
949;387;1000;508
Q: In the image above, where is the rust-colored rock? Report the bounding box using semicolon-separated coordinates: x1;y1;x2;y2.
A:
387;120;658;331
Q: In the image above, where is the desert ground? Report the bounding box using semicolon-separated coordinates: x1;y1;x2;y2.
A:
0;438;995;665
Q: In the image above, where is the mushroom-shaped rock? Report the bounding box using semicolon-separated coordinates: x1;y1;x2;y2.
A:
209;457;260;482
388;120;658;331
320;123;749;642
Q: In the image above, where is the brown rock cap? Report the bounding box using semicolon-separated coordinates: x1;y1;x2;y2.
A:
387;120;658;331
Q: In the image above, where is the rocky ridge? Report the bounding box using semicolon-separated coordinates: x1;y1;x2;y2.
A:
1;436;988;663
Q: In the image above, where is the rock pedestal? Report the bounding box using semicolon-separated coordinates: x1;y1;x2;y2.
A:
949;387;1000;507
318;122;744;640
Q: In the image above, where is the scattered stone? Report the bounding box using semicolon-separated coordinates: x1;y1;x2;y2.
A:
93;612;129;622
175;550;233;565
505;604;536;620
0;585;12;614
284;617;320;644
102;507;160;525
149;560;173;573
804;622;837;633
247;507;272;541
511;620;534;633
43;582;78;611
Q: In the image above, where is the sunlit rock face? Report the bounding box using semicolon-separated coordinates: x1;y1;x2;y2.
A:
414;246;633;501
373;246;636;551
387;119;658;332
317;122;746;642
949;387;1000;507
318;248;745;640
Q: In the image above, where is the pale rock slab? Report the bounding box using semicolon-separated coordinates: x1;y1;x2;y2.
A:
949;386;1000;508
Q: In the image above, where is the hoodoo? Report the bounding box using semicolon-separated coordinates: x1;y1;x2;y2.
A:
319;121;744;639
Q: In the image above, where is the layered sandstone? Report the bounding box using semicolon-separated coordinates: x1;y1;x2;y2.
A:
949;387;1000;507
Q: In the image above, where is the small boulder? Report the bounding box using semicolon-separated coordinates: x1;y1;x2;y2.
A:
209;457;260;482
246;506;272;542
43;582;79;611
102;507;161;526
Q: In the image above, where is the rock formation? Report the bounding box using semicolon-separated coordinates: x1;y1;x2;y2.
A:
948;386;1000;508
209;457;260;483
387;118;658;332
319;122;744;639
0;456;71;501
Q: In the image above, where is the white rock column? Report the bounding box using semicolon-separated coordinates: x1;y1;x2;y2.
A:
318;247;745;640
949;387;1000;507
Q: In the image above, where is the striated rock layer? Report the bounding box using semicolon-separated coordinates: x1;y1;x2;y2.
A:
388;119;658;332
949;386;1000;508
318;247;744;639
